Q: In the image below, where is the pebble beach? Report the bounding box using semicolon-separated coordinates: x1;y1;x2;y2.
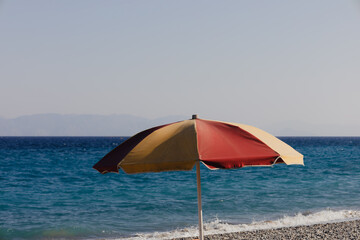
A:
173;220;360;240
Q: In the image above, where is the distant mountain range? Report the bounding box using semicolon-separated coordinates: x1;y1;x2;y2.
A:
0;114;359;136
0;114;187;136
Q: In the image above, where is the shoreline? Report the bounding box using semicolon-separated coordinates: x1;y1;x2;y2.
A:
173;219;360;240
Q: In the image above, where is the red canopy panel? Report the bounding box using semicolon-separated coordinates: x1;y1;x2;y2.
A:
195;119;281;169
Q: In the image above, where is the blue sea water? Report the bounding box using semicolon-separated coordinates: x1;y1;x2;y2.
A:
1;137;360;240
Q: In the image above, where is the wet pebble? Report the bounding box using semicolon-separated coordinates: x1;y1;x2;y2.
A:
173;220;360;240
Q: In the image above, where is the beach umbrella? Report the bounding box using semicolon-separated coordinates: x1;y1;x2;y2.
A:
93;115;303;240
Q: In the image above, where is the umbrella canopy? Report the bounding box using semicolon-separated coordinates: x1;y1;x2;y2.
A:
94;117;303;174
93;116;303;240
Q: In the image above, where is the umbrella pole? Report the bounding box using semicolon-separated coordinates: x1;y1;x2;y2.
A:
196;161;204;240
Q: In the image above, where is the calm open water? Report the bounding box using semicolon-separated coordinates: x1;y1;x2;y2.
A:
1;137;360;240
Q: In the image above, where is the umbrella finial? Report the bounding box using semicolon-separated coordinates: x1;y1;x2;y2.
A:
192;114;198;119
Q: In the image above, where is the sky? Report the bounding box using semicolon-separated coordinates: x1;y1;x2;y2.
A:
1;0;360;134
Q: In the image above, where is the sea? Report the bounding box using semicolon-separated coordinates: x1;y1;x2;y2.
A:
1;136;360;240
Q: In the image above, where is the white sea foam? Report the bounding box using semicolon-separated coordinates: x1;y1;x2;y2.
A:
114;209;360;240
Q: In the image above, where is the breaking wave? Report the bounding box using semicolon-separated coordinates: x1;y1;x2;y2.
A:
117;209;360;240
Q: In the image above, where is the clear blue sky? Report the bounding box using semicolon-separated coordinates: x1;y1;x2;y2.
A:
1;0;360;132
